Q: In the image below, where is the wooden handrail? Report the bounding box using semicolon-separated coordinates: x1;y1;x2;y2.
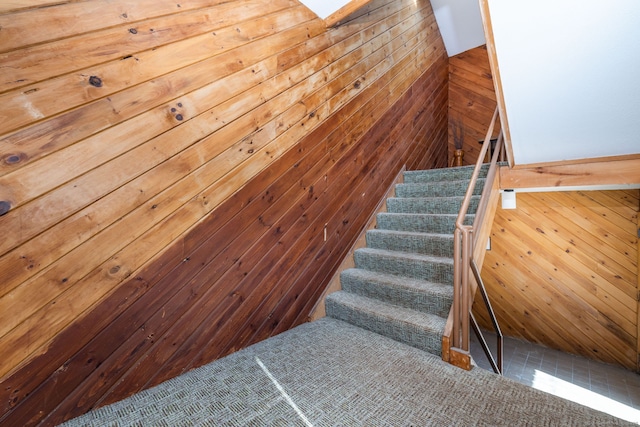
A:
449;107;503;372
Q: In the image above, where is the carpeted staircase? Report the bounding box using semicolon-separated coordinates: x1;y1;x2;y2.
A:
326;164;489;357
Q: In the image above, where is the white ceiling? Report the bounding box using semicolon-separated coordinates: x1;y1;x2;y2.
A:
487;0;640;166
298;0;352;19
429;0;485;56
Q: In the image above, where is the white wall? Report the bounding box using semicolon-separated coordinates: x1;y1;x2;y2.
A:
430;0;486;56
488;0;640;165
298;0;352;19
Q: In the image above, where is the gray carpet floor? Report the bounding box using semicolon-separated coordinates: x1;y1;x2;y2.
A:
61;317;635;426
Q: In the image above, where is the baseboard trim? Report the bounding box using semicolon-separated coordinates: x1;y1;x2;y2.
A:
307;165;407;321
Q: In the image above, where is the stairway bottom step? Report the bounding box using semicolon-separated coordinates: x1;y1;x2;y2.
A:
341;268;453;318
325;291;445;356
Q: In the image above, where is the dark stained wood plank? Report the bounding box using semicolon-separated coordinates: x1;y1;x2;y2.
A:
448;44;498;166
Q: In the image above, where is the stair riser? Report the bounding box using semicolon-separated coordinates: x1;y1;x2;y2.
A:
386;196;480;215
325;298;443;356
395;179;485;198
376;214;474;234
402;165;489;183
354;251;453;284
366;230;454;258
340;271;452;318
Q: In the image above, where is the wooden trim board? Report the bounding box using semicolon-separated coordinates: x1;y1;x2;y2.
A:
499;158;640;190
308;165;406;321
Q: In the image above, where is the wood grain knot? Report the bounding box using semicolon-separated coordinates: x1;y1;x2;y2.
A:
175;114;184;121
0;201;11;216
4;154;23;165
89;76;103;87
353;80;361;89
129;28;138;34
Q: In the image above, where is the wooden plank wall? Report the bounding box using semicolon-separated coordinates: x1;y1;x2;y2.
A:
447;43;640;370
0;0;448;425
448;45;500;166
475;190;640;371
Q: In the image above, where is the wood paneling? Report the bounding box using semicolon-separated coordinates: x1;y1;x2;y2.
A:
0;0;448;425
474;190;640;371
448;45;501;166
326;0;375;27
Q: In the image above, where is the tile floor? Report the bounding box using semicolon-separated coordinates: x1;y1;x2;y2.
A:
470;330;640;424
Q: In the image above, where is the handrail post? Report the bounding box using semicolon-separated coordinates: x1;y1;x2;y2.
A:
461;227;471;351
453;228;462;348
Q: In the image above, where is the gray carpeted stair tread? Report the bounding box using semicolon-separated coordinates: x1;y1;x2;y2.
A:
324;165;489;361
403;164;490;183
376;212;474;234
325;291;445;355
395;178;486;198
366;229;454;258
340;268;453;318
386;195;480;215
354;247;453;284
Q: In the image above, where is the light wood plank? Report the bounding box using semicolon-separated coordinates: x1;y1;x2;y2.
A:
497;208;636;337
0;0;253;53
549;192;637;264
584;190;640;231
490;216;635;365
478;189;640;370
0;1;311;94
500;158;640;189
516;194;637;315
0;0;81;14
0;0;298;136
